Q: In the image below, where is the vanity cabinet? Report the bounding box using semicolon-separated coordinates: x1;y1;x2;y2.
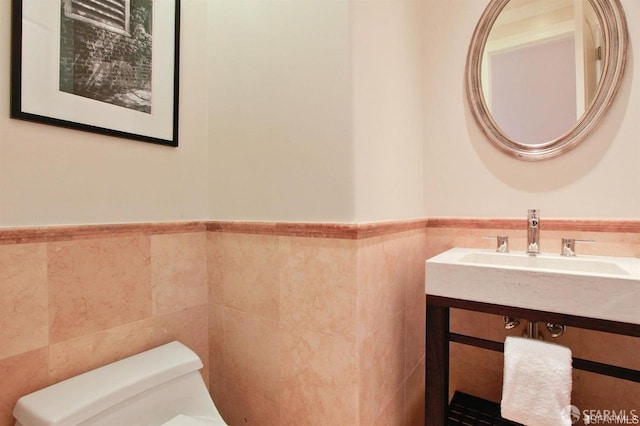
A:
424;295;640;425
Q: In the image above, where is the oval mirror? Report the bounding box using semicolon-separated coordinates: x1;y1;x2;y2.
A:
466;0;628;161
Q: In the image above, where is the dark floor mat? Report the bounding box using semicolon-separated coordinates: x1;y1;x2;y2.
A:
447;391;524;426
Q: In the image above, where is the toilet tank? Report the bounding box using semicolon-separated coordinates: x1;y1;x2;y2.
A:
13;342;226;426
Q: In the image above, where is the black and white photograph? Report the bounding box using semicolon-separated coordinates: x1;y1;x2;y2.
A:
59;0;154;114
11;0;180;146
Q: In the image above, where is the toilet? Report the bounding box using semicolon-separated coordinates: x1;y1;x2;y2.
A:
13;342;227;426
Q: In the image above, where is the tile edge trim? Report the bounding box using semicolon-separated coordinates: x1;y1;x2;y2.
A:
0;221;207;245
206;219;428;239
1;218;638;244
426;218;640;233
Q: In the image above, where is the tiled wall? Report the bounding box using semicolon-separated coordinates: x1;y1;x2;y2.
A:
424;221;640;413
0;221;428;426
0;224;209;426
2;219;638;426
207;223;428;425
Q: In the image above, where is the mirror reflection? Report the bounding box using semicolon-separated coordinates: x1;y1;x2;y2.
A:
481;0;602;145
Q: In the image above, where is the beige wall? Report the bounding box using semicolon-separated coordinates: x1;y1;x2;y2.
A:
351;0;425;222
3;0;640;225
0;0;209;227
423;0;640;219
206;0;354;223
207;0;426;223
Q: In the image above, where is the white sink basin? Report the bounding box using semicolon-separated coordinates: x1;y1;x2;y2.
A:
426;248;640;325
458;251;634;276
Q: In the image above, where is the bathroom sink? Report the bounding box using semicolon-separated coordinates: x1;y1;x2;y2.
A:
426;248;640;325
457;250;633;276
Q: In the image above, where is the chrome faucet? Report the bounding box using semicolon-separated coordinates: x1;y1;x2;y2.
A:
526;209;540;255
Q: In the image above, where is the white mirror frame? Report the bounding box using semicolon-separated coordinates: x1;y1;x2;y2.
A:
466;0;628;161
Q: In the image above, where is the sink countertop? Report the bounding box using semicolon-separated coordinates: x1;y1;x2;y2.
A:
426;248;640;326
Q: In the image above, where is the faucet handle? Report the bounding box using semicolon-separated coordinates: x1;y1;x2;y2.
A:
560;238;595;256
484;236;509;253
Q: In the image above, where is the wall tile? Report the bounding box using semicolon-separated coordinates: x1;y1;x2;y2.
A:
48;236;152;343
49;318;155;383
280;326;358;425
208;303;225;410
374;385;404;426
356;237;394;339
404;298;425;377
449;343;503;403
206;226;428;425
0;243;48;361
383;235;411;314
450;308;490;339
404;231;428;308
152;233;208;315
359;310;406;424
0;348;50;426
219;233;280;321
280;237;357;341
223;307;280;403
543;230;640;257
154;304;210;386
577;329;640;371
224;380;280;426
207;232;224;306
404;358;425;426
357;232;424;340
573;370;640;413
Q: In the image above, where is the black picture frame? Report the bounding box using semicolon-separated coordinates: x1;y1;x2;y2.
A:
10;0;180;147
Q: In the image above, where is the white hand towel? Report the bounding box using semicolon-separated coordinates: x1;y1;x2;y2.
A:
501;336;573;426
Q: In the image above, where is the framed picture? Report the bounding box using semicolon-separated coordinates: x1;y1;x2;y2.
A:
11;0;180;147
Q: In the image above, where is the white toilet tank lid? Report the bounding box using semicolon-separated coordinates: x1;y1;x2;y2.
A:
13;342;203;426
